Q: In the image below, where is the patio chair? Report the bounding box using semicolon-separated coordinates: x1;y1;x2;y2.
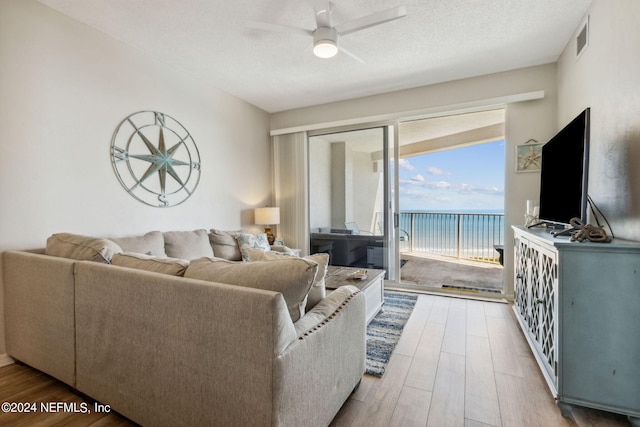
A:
374;220;411;246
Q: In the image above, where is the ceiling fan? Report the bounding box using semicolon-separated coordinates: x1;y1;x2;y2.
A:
247;0;407;62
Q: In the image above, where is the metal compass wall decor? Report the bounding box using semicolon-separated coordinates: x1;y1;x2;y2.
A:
110;111;201;207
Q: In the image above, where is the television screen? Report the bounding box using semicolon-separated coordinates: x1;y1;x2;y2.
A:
538;108;590;226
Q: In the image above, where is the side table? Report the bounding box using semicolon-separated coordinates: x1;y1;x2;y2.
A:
325;266;385;324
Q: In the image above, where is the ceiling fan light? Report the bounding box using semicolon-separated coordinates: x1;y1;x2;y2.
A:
313;26;338;59
313;39;338;58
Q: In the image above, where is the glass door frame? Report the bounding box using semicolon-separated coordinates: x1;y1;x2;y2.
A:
307;121;402;283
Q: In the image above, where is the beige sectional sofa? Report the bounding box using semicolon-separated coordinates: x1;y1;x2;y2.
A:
3;229;367;426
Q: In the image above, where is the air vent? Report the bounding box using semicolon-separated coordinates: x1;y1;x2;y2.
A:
576;16;589;59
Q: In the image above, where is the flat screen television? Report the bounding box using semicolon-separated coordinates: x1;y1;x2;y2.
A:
537;108;590;229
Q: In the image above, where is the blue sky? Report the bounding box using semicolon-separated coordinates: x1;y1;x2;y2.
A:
398;140;505;212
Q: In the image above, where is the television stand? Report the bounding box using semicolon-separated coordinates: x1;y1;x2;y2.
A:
512;226;640;424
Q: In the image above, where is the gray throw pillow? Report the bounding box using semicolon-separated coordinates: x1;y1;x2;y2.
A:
208;229;243;261
46;233;122;264
111;252;189;276
163;229;214;260
245;249;328;310
185;257;318;322
109;231;166;257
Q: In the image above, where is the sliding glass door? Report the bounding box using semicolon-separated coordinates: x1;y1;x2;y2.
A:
307;124;400;281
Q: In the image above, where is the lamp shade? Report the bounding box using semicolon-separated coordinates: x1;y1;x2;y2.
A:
254;207;280;225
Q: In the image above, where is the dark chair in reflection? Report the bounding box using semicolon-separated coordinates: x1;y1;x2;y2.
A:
310;227;383;268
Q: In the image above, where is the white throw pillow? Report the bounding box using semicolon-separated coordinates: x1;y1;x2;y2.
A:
235;233;271;261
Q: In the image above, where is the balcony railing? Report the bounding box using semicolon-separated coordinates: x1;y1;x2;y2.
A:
398;211;505;263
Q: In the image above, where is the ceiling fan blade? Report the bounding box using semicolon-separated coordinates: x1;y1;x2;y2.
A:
338;44;365;64
245;20;312;37
311;0;332;28
335;5;407;36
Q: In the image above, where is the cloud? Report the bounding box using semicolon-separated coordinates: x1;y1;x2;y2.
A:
400;178;502;195
398;158;415;171
433;181;451;189
427;166;445;175
458;184;503;195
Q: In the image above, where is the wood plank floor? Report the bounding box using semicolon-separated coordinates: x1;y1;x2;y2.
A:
331;294;631;427
0;294;631;426
0;362;136;426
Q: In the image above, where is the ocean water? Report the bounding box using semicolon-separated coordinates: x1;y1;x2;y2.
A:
399;210;505;260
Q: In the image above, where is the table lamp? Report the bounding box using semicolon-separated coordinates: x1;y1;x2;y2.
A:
254;207;280;245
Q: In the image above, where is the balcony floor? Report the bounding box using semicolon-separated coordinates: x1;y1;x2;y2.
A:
399;251;504;294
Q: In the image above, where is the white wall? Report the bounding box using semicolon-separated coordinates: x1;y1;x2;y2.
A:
350;150;382;234
557;0;640;241
0;0;271;355
271;65;559;298
309;139;382;234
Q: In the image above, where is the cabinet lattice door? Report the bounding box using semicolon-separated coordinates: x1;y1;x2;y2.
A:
513;234;558;386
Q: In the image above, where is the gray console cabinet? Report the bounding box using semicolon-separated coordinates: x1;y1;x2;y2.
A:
512;226;640;425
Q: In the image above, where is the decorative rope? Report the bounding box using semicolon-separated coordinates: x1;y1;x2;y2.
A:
569;218;612;243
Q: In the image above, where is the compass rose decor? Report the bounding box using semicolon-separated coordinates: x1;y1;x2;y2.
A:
111;111;201;207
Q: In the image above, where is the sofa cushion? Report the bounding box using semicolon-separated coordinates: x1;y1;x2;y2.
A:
208;229;243;261
46;233;122;264
245;249;329;311
163;229;214;260
235;233;271;261
109;231;167;257
185;257;318;322
111;252;189;276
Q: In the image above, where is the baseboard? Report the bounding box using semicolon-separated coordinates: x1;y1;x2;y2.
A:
0;353;15;367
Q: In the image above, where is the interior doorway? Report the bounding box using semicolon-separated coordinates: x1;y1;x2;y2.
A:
396;110;506;296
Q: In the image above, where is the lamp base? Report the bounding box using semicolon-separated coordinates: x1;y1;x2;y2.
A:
263;226;275;245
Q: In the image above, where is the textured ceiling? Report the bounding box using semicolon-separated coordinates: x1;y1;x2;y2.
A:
37;0;591;113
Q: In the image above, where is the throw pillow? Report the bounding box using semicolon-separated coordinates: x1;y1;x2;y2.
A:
270;245;298;256
163;229;214;260
304;253;329;310
111;252;189;276
109;231;167;257
235;233;271;261
245;249;328;310
244;248;284;261
185;256;318;322
208;229;243;261
46;233;123;264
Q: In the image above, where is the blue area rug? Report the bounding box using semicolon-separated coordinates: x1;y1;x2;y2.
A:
365;291;418;377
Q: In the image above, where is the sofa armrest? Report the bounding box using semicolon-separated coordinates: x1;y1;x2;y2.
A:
293;285;361;338
2;251;76;386
276;286;366;427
